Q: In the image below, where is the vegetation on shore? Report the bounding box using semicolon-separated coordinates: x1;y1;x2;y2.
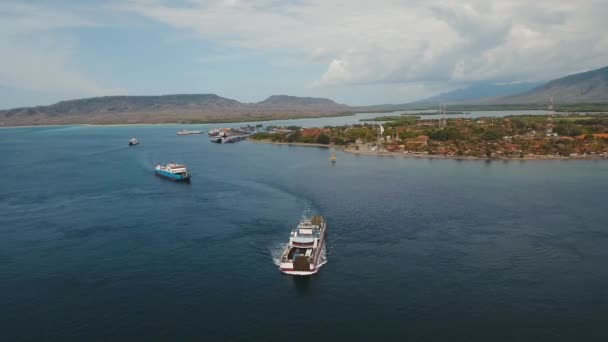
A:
250;113;608;159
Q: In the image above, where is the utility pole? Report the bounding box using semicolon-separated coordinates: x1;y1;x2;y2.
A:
547;96;555;135
438;104;447;129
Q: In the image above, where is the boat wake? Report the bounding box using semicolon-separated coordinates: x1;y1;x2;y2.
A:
316;245;328;269
271;243;288;267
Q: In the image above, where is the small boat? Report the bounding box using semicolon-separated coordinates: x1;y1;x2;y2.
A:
155;163;190;182
279;212;327;275
330;147;336;163
208;128;221;137
128;138;139;146
177;129;203;135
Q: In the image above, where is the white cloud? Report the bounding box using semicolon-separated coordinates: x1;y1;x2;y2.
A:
0;2;117;100
123;0;608;89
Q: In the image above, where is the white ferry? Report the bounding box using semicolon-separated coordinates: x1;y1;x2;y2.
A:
279;213;327;275
208;128;221;136
177;129;203;135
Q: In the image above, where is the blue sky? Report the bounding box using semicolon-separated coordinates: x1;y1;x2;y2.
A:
1;0;607;109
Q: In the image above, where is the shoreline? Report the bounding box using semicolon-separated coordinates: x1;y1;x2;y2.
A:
3;110;606;129
248;139;331;148
342;148;607;161
0;112;359;129
250;139;607;161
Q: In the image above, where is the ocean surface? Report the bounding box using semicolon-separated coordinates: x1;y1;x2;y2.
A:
1;121;608;341
210;109;550;128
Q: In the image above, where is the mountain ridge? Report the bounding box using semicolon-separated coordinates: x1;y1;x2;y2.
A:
473;66;608;104
0;94;352;126
413;82;543;105
2;65;608;126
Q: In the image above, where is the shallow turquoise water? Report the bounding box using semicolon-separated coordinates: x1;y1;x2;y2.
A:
1;124;607;341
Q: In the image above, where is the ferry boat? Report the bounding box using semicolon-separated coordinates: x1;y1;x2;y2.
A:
279;213;327;275
177;129;203;135
128;138;139;146
209;130;250;144
154;163;190;182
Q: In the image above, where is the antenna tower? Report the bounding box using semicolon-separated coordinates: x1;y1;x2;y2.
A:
547;96;555;135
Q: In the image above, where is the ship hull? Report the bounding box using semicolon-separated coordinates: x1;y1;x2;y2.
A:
279;269;320;276
155;170;190;182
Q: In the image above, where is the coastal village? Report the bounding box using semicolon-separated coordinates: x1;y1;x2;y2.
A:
250;113;608;159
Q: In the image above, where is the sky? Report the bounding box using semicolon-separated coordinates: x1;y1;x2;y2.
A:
1;0;607;109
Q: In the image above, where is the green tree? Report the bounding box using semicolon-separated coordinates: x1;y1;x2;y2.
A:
429;128;463;141
286;131;301;142
333;137;346;145
316;133;330;144
481;129;501;141
298;135;315;143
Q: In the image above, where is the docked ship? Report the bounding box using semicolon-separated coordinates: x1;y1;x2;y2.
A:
279;213;327;275
154;163;190;182
209;129;250;144
128;138;139;146
177;129;203;135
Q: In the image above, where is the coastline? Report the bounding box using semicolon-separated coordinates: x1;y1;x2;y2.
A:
0;112;359;129
344;148;607;161
250;138;607;161
341;148;604;161
248;139;331;148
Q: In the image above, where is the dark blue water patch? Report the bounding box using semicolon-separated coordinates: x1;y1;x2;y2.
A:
1;125;608;341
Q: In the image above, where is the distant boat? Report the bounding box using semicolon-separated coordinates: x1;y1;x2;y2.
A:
208;128;221;137
330;147;336;163
155;163;190;182
128;138;139;146
177;129;203;135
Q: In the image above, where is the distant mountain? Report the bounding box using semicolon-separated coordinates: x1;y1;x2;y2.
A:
4;66;607;127
492;66;608;104
2;94;242;117
0;94;351;126
414;82;542;104
257;95;342;107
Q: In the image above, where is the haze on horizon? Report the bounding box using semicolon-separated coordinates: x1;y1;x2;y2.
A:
1;0;607;109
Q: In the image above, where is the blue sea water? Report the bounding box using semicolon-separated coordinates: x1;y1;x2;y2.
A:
217;109;549;128
1;123;608;341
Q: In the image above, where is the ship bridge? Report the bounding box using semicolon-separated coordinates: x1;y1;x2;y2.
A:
290;219;321;247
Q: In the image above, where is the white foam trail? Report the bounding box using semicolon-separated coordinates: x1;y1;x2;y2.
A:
316;245;328;269
270;243;288;267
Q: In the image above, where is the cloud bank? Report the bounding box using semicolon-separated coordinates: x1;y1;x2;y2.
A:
1;0;607;106
0;3;118;102
125;0;608;88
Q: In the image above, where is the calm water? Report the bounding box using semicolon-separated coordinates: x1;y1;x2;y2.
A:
1;123;608;341
205;109;550;128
